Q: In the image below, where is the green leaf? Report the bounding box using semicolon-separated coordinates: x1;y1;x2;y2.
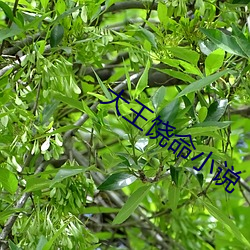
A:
205;49;225;75
40;0;49;9
170;165;180;186
36;236;48;250
0;26;23;42
93;70;112;100
176;69;231;98
51;166;86;186
156;67;195;83
193;121;231;129
0;2;14;21
0;209;23;223
168;47;200;65
80;206;120;214
0;168;18;194
134;59;150;98
50;24;64;47
24;177;51;192
168;182;180;210
198;106;208;122
234;35;250;58
137;27;157;48
41;101;60;125
98;172;137;191
157;1;168;24
53;5;83;24
185;167;204;187
112;185;151;224
200;28;247;58
203;201;250;248
53;92;84;112
9;241;21;250
158;98;179;124
205;99;228;122
178;126;222;137
151;86;166;111
42;223;69;250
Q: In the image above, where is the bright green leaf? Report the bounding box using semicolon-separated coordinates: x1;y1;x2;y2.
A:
168;47;200;65
0;168;18;194
205;49;225;75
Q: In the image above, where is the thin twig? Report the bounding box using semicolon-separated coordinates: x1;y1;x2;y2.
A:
141;0;156;28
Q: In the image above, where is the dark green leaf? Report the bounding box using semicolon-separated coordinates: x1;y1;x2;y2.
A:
196;173;204;187
0;2;14;21
185;167;204;187
158;98;179;125
50;24;64;47
232;0;250;4
200;28;247;57
98;172;137;191
205;99;228;122
170;165;180;186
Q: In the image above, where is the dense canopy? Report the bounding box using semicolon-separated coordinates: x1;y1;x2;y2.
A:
0;0;250;249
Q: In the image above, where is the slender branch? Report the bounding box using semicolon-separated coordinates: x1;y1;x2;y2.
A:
2;32;46;56
0;45;50;78
142;0;156;28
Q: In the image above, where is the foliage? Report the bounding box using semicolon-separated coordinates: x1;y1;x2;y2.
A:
0;0;250;249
